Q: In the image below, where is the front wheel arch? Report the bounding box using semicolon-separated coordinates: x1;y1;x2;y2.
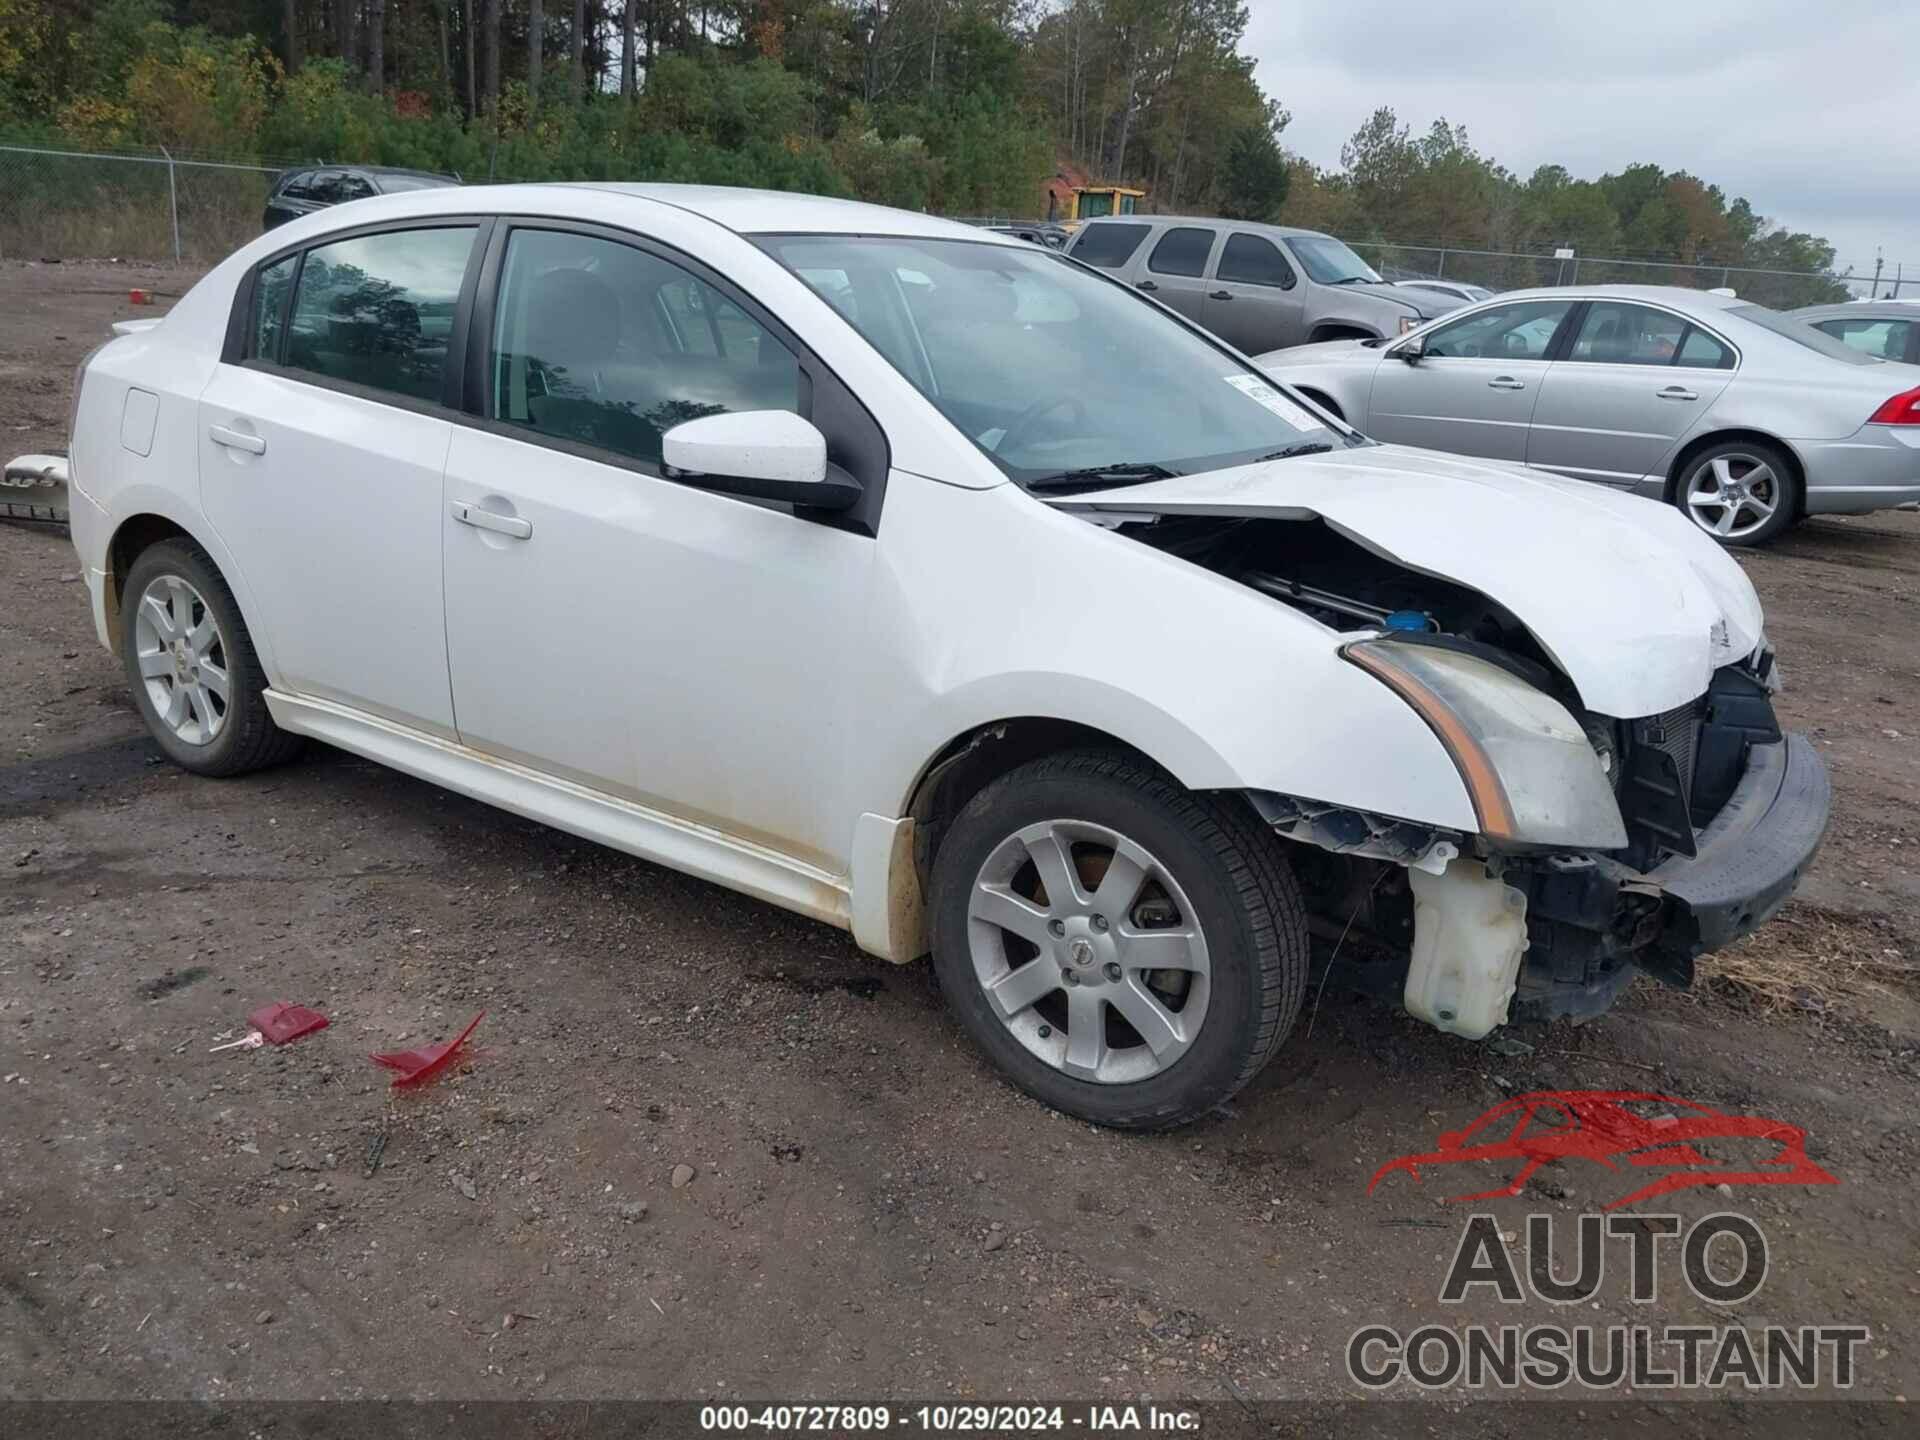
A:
1292;386;1345;422
1310;323;1379;344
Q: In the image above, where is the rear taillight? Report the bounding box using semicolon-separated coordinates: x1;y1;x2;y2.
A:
1867;384;1920;425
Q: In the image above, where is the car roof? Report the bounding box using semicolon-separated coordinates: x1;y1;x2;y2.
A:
251;180;1030;250
577;183;1018;241
283;164;456;182
1470;283;1748;312
1079;214;1333;241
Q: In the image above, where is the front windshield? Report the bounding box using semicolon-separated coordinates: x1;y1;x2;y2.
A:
1288;236;1382;286
755;235;1344;485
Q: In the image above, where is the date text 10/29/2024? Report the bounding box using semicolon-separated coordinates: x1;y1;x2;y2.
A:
699;1405;1201;1433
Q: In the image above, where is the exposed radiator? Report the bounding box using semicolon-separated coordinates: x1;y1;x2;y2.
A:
1645;700;1701;804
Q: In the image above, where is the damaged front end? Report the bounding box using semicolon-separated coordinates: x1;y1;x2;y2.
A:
1104;510;1830;1039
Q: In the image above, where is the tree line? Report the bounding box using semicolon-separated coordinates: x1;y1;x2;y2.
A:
0;0;1853;298
0;0;1289;220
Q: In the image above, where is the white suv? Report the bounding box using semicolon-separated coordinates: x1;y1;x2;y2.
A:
51;184;1828;1128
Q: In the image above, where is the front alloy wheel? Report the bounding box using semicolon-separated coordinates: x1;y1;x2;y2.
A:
931;750;1308;1130
968;819;1211;1085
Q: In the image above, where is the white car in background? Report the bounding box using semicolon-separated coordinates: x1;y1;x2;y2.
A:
44;186;1827;1128
1394;279;1494;304
1258;285;1920;545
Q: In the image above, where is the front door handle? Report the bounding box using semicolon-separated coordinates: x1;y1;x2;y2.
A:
449;500;532;540
1657;386;1699;401
1487;376;1527;390
1209;290;1232;301
1135;279;1159;292
208;424;266;455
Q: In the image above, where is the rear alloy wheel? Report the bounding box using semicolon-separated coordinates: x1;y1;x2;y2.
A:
120;538;303;776
1676;441;1798;546
930;751;1308;1130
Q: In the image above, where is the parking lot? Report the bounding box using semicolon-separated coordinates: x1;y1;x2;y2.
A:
3;259;1918;1407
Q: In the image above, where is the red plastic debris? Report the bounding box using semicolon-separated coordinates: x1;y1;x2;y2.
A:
370;1012;485;1089
246;1002;330;1045
129;288;150;305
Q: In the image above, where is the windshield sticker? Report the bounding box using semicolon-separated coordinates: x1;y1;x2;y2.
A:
1222;374;1318;431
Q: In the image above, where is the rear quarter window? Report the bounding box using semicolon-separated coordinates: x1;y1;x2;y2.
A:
1070;223;1151;269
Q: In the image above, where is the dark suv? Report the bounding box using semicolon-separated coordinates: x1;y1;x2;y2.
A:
262;166;460;231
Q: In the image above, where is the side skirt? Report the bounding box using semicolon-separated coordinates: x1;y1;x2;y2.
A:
264;690;853;931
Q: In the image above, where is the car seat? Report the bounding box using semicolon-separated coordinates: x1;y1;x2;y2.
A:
519;267;660;459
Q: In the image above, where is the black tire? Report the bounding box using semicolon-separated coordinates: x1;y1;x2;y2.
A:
928;750;1309;1130
119;538;303;777
1672;439;1799;547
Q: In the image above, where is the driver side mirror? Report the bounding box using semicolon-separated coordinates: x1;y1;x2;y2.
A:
1396;334;1426;363
661;410;861;511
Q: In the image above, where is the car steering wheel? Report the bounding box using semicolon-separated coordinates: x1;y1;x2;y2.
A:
997;393;1087;458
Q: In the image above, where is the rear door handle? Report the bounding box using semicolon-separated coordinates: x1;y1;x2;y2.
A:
1487;376;1526;390
1657;386;1699;401
1135;279;1159;292
208;424;266;455
1209;290;1232;301
449;500;532;540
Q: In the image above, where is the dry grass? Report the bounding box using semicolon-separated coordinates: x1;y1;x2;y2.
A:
0;167;269;264
1697;902;1917;1017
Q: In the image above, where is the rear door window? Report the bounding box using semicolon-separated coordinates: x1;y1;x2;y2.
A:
1675;327;1735;369
1567;302;1687;365
1147;227;1217;278
1069;222;1150;269
282;225;476;403
248;254;298;362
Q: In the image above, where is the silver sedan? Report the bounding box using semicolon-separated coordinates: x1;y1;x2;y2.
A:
1257;285;1920;545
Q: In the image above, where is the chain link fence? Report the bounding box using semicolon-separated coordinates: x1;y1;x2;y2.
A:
4;142;1894;307
0;143;280;265
1350;242;1871;311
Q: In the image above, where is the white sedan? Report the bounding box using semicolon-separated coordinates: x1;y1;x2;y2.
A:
51;184;1827;1127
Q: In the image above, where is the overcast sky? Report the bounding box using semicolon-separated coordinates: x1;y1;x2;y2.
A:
1246;0;1919;287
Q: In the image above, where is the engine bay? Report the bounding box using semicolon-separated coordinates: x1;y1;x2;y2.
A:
1120;512;1565;679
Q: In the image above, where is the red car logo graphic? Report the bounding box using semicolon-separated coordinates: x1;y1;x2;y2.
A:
1368;1090;1838;1211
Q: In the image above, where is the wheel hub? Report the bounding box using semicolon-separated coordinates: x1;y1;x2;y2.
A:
133;573;229;747
966;819;1212;1085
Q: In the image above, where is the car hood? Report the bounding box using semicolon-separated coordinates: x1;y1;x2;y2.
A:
1340;281;1465;318
1060;444;1764;718
1254;338;1377;369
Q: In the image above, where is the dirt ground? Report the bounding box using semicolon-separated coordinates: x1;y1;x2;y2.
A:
3;260;1917;1411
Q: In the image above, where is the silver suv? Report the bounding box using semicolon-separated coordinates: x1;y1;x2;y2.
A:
1067;217;1465;353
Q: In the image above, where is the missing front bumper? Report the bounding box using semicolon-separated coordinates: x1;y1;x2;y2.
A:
1640;731;1831;980
1515;731;1830;1012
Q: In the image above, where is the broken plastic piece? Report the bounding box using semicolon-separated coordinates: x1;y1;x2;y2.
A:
210;1031;264;1054
370;1012;484;1089
247;1002;330;1045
